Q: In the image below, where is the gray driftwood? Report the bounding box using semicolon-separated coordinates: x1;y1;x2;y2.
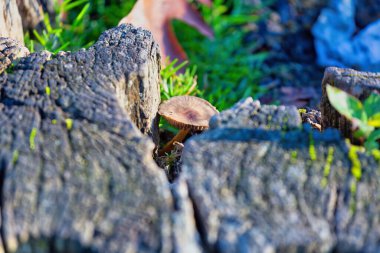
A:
321;67;380;141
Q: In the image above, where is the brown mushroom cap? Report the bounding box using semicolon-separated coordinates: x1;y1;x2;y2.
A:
158;96;219;131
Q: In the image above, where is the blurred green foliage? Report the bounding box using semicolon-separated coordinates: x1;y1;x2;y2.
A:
24;0;268;112
174;0;268;110
25;0;136;52
26;0;90;52
327;84;380;152
80;0;136;45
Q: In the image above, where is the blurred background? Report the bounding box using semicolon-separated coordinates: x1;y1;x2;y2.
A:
2;0;380;110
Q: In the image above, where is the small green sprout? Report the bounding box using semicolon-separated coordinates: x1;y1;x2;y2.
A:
327;84;380;151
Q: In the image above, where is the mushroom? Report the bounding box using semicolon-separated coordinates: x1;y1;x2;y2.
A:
158;96;218;155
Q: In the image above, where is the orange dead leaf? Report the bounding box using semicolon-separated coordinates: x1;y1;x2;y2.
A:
119;0;213;64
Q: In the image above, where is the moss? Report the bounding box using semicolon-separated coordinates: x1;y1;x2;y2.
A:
349;180;357;213
372;149;380;161
323;147;335;176
29;128;38;151
321;147;335;188
12;150;19;165
298;108;306;114
320;178;328;188
350;179;357;194
65;118;73;130
347;145;363;213
309;133;317;161
348;145;362;180
290;150;297;164
45;86;51;96
5;63;15;74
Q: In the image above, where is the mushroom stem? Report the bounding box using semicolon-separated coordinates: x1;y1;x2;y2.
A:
159;128;190;155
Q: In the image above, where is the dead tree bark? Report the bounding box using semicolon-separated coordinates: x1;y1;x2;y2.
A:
0;38;30;74
0;24;170;253
180;98;380;252
1;0;55;44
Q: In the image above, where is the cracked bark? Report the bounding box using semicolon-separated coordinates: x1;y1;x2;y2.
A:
180;99;380;252
0;24;172;253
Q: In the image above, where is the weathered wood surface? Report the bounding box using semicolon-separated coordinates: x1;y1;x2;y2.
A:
0;0;24;44
180;98;380;252
209;97;302;130
0;24;184;253
0;38;30;74
321;67;380;141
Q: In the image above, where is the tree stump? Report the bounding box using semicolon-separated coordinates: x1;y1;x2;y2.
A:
180;98;380;252
0;24;176;253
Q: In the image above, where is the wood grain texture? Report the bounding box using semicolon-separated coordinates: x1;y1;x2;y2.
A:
0;25;172;253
